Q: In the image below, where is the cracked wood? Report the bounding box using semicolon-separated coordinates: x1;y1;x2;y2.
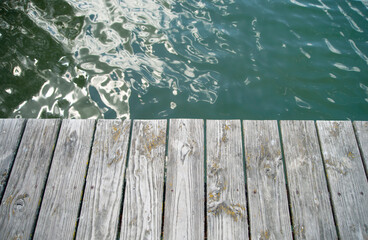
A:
33;119;95;240
164;119;204;240
0;119;60;240
120;120;166;240
317;121;368;239
281;121;337;239
244;120;292;240
77;120;131;240
207;120;248;239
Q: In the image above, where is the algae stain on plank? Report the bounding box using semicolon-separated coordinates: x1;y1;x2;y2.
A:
206;120;248;239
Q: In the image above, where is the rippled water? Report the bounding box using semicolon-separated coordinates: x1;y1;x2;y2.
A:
0;0;367;119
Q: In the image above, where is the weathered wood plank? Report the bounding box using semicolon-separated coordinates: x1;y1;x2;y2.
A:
164;119;204;240
0;119;60;240
120;120;166;240
280;121;337;239
317;121;368;239
76;120;131;240
33;119;95;240
353;121;368;175
243;120;292;240
0;119;25;200
206;120;248;239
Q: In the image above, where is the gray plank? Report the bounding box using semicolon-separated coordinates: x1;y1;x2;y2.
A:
243;120;292;240
0;119;25;200
120;120;166;240
353;121;368;175
164;119;204;240
33;119;95;240
281;121;337;239
0;119;60;240
77;120;131;240
317;121;368;239
206;120;248;239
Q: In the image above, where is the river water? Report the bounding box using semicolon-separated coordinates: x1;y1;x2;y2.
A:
0;0;367;119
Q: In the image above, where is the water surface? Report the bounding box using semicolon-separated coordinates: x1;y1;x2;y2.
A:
0;0;367;119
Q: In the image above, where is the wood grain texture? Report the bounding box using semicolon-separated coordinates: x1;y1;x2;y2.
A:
33;119;95;240
317;121;368;239
353;121;368;175
120;120;166;240
76;120;131;240
164;119;204;240
0;118;25;200
0;119;60;240
243;120;292;240
206;120;248;239
281;121;337;239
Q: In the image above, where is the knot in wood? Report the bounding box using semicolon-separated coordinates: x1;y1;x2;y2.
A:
13;232;24;240
67;131;78;143
13;194;28;213
180;143;193;162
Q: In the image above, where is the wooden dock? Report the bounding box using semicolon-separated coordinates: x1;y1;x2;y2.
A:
0;119;367;239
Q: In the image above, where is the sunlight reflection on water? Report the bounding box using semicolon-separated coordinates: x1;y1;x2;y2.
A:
11;0;227;118
0;0;367;119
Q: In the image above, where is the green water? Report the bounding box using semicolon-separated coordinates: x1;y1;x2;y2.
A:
0;0;367;119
